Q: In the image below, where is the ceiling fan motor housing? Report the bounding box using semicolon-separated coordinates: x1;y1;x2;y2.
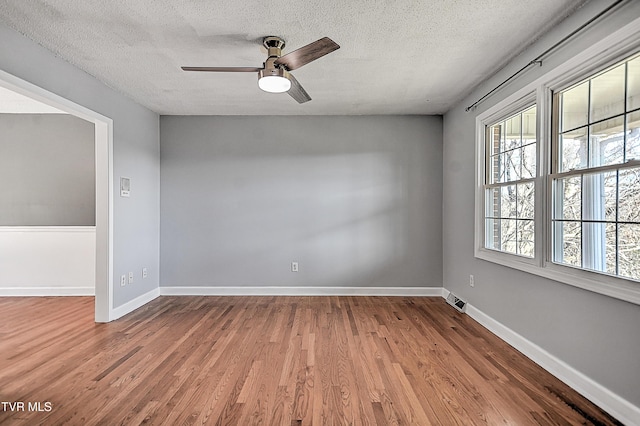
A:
263;36;286;59
259;67;290;79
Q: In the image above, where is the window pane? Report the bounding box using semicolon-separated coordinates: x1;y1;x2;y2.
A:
606;223;617;275
485;218;499;250
559;127;587;171
517;219;534;257
618;224;640;280
590;116;624;166
552;179;562;220
552;221;561;262
486;187;500;218
505;114;521;150
488;154;501;184
582;171;616;222
522;106;536;144
516;182;534;219
627;111;640;161
489;124;502;156
618;167;640;223
583;221;608;272
560;221;582;267
554;176;581;220
501;149;521;182
500;219;517;254
627;55;640;111
498;122;506;153
590;64;625;122
496;154;506;183
605;171;617;222
501;185;517;218
561;81;589;131
521;143;536;179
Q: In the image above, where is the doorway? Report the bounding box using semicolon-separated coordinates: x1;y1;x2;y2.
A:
0;69;113;322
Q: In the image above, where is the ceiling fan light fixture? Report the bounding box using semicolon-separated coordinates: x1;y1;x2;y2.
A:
258;68;291;93
182;36;339;104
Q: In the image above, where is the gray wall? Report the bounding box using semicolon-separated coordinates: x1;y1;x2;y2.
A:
161;115;442;289
0;22;160;307
0;113;95;226
443;0;640;408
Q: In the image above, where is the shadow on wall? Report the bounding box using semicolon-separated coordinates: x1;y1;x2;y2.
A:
162;151;429;288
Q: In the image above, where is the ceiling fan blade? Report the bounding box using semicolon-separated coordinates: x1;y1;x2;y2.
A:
181;66;263;72
275;37;339;71
287;73;311;104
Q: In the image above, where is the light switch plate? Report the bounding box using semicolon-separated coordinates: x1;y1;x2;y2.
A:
120;177;130;197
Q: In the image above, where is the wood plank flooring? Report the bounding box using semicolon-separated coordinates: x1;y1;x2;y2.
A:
0;296;622;425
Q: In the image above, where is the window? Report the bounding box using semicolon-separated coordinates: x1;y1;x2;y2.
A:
474;27;640;304
551;53;640;281
484;106;537;257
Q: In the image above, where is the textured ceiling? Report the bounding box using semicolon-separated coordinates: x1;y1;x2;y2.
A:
0;0;587;115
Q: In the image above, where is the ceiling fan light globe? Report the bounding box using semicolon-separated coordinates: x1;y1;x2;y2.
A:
258;75;291;93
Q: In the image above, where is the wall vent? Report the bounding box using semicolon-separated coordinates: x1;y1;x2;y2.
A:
446;292;467;313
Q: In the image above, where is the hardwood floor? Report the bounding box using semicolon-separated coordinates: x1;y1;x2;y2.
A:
0;296;621;425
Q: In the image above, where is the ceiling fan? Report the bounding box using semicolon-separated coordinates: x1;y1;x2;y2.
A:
181;36;340;104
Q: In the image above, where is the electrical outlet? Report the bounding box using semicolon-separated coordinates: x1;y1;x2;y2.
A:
120;275;126;286
128;272;134;285
291;261;299;272
142;267;148;278
469;275;475;287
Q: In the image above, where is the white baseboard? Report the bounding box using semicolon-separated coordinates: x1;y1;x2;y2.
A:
461;299;640;425
111;287;160;321
0;287;95;296
160;286;445;297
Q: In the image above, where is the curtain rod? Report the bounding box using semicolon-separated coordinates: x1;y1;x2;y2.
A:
465;0;628;113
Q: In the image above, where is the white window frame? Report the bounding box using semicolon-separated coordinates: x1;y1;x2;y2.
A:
474;15;640;306
476;93;541;265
